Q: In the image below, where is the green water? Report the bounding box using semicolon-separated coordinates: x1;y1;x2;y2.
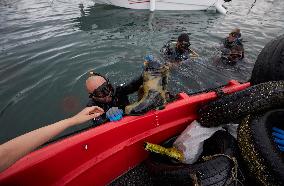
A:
0;0;284;143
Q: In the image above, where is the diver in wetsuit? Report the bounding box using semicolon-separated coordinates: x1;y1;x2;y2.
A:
86;72;143;125
221;28;244;65
223;28;243;49
161;33;198;62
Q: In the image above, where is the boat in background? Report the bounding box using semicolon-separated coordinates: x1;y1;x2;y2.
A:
0;80;249;186
94;0;231;14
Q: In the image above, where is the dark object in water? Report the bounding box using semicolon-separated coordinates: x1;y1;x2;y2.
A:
145;131;245;186
125;58;169;115
221;45;244;65
198;81;284;127
238;109;284;186
250;34;284;85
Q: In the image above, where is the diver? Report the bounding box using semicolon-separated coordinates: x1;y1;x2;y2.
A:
161;33;199;63
220;28;244;65
86;55;172;125
86;72;143;124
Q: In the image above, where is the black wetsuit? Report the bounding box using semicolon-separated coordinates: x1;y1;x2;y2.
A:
223;37;243;49
221;37;244;65
161;41;189;62
87;76;143;126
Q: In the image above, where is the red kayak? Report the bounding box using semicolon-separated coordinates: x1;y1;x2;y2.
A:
0;80;250;186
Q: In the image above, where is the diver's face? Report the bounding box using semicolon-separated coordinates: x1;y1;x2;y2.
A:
88;81;114;103
176;41;182;49
228;32;238;42
228;48;242;62
176;41;187;52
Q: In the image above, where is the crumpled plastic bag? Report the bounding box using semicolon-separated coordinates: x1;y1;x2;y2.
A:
173;120;224;164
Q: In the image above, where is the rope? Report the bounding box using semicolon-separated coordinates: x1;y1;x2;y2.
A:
247;0;257;15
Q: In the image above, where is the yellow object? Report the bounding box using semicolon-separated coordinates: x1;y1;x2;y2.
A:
169;41;199;58
189;48;199;58
144;142;184;161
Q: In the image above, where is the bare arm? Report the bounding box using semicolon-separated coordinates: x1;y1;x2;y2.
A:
0;106;104;172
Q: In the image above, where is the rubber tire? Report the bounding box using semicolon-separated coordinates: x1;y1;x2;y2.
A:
198;81;284;127
145;131;242;186
250;34;284;85
238;109;284;185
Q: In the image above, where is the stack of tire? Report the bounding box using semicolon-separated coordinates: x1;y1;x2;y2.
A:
198;81;284;185
146;131;245;186
198;35;284;185
145;35;284;185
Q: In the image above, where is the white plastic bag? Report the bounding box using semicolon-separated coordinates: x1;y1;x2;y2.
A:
224;123;239;139
173;120;223;164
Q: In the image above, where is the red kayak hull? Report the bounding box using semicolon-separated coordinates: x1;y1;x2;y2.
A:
0;80;250;186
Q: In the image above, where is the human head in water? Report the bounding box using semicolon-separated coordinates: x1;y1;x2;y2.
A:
227;28;241;42
86;72;114;103
176;33;190;52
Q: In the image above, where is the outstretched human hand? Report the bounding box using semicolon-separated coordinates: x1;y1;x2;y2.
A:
71;106;104;124
0;106;105;172
272;127;284;152
106;107;123;122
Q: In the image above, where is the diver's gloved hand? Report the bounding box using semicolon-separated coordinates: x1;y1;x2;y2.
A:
106;107;123;122
272;127;284;152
